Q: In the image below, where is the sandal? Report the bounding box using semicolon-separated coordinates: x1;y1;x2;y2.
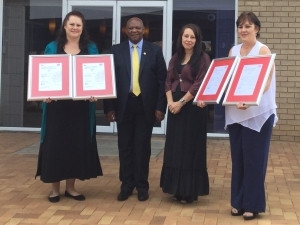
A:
243;212;258;220
231;208;245;216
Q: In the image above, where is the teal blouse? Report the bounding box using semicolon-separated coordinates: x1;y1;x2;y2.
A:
40;41;99;142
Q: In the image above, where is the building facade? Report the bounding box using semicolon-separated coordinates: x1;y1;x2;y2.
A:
0;0;299;141
237;0;300;141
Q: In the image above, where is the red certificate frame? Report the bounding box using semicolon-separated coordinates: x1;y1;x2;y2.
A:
73;54;116;100
27;54;72;101
193;56;238;104
223;54;276;106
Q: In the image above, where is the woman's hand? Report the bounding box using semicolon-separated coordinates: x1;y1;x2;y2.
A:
197;101;207;108
168;101;183;114
43;98;53;103
89;96;97;102
236;102;249;110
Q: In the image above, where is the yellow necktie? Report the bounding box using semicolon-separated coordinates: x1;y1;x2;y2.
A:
132;44;141;96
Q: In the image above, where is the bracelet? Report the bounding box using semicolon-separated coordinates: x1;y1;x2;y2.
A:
179;97;186;105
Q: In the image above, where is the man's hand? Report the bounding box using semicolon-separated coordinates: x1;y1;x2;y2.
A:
106;110;116;122
155;110;165;122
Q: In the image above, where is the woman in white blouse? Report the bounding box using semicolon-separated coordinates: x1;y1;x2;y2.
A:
226;12;278;220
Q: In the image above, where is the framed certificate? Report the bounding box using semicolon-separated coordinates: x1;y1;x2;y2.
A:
27;54;72;101
73;54;116;99
223;54;276;105
193;56;238;104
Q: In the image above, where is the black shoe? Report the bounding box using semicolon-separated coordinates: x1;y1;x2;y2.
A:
48;195;60;203
65;191;85;201
117;191;132;201
173;195;182;201
137;191;149;201
231;208;245;216
183;197;194;204
243;212;258;220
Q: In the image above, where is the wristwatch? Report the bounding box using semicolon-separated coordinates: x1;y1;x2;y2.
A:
179;97;186;105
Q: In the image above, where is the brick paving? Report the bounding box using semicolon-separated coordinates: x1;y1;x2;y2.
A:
0;131;300;225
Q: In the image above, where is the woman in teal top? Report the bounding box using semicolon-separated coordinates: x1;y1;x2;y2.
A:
35;11;103;203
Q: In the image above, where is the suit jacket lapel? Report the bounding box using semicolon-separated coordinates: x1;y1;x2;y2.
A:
140;41;148;77
121;42;131;79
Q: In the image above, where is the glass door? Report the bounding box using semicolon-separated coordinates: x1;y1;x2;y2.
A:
116;1;167;134
67;1;116;133
67;1;169;134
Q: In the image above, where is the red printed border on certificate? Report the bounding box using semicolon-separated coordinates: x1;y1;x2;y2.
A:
223;54;276;105
193;56;238;104
27;54;72;101
73;54;116;99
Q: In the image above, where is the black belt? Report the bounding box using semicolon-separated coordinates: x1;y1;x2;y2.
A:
129;92;141;98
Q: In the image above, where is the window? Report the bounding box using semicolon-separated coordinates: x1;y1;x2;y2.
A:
173;0;235;133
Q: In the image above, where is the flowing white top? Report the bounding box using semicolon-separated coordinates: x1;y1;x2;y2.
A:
225;41;278;132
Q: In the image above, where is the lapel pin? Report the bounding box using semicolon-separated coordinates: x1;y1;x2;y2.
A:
143;52;146;55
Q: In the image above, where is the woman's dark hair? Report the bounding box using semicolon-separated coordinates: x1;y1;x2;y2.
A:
174;24;203;78
56;11;90;53
236;11;261;38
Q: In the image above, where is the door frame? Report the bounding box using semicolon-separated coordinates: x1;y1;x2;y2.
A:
66;1;117;133
116;1;168;134
65;0;173;134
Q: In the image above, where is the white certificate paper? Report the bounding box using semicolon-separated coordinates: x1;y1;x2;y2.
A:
39;63;62;91
203;65;228;95
82;63;106;90
234;64;262;96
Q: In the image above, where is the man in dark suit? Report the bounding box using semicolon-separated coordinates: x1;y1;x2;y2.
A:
104;17;167;201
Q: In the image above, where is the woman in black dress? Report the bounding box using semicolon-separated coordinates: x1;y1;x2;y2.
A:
160;24;210;203
35;11;103;203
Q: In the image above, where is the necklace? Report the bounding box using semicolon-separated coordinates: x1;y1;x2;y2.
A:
177;64;185;82
240;42;256;56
